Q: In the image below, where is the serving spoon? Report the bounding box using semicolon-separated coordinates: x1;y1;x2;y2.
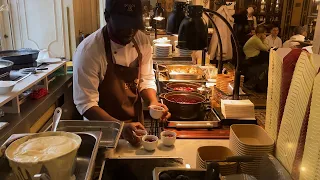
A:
51;107;62;132
33;107;62;180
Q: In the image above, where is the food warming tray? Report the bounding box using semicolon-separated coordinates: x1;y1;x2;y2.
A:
166;65;204;80
47;120;124;148
0;131;102;180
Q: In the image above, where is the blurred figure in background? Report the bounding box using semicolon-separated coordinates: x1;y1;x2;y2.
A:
283;26;307;48
266;26;282;48
242;26;270;92
247;6;257;33
233;5;257;46
243;26;269;63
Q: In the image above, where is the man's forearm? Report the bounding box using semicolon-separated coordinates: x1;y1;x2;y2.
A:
83;106;119;122
140;88;158;104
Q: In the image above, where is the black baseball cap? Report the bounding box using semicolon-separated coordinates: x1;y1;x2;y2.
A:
105;0;144;29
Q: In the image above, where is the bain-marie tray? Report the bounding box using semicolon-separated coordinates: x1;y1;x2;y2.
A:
46;120;124;148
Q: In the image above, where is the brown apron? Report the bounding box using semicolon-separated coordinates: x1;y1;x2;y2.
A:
98;26;144;123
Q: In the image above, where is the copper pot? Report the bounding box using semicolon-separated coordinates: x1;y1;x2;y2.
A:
159;91;206;120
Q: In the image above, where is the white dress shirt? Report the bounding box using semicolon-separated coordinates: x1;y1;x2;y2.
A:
266;35;282;48
73;28;156;115
283;34;305;48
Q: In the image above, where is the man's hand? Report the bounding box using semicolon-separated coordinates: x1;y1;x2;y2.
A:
122;122;146;146
149;101;171;122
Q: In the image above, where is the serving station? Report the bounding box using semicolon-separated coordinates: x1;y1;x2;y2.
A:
0;47;285;180
0;0;320;178
151;54;257;139
0;120;291;180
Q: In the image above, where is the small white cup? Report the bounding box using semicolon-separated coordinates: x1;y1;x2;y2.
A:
142;135;158;151
149;105;164;119
161;131;177;146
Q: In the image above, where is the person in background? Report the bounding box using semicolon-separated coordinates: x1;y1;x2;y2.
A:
242;26;270;92
283;26;307;48
247;6;257;33
233;5;257;46
243;25;270;63
266;26;282;48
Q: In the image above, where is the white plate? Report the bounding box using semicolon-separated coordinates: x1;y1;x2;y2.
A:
154;43;172;47
155;49;171;52
37;58;61;64
156;53;170;55
155;46;171;48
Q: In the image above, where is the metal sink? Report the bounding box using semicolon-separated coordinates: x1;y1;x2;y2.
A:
153;168;206;180
99;157;184;180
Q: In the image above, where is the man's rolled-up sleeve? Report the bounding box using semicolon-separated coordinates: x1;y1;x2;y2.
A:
73;48;101;115
139;44;157;92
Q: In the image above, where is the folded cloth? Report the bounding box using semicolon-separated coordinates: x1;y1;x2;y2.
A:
30;88;48;100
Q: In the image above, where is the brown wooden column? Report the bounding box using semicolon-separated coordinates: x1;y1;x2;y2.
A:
313;5;320;54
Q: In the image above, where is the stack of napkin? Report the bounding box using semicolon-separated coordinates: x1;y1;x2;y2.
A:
221;99;255;119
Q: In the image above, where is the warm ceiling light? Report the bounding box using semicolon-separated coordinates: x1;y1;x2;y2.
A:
153;3;165;21
154;16;165;21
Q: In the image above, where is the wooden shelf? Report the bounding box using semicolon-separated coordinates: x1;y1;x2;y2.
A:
0;62;67;113
0;74;72;145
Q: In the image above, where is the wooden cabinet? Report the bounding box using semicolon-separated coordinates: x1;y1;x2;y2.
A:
73;0;99;46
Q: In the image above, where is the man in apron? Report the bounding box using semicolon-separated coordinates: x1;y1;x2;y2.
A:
73;0;170;146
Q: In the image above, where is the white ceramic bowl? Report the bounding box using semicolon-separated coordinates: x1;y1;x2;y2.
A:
142;135;158;151
5;132;82;180
0;81;16;95
149;105;164;119
161;131;177;146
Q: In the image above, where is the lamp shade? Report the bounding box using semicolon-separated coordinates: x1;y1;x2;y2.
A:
166;1;186;35
177;5;208;50
153;3;165;21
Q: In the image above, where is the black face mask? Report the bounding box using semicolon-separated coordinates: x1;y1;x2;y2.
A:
107;18;138;45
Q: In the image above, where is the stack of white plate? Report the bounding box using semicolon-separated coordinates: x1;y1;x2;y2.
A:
154;43;172;57
153;37;171;45
229;124;275;178
196;146;238;176
174;40;192;57
176;48;192;57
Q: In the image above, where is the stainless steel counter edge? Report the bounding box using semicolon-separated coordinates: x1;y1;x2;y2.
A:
0;74;73;145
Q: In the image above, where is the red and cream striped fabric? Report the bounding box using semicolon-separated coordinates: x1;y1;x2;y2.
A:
277;49;302;135
276;51;320;175
265;48;291;141
300;71;320;180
